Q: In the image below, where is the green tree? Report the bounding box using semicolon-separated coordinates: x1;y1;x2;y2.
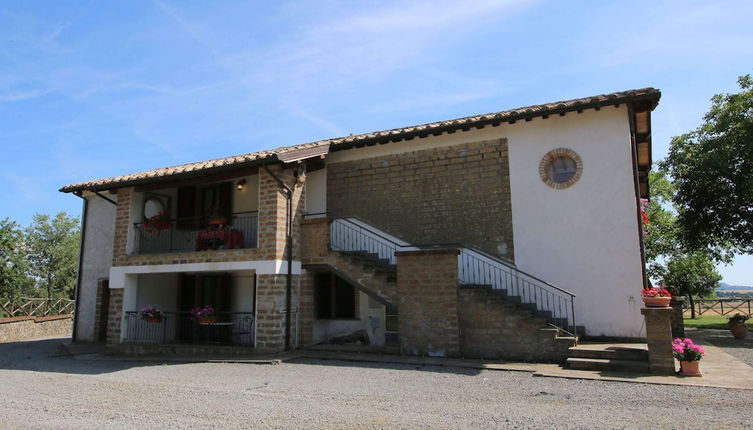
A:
0;218;34;297
644;170;678;282
662;74;753;255
25;213;80;299
662;253;722;319
644;169;722;316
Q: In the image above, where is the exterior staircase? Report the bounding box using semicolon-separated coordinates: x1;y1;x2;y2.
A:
303;217;582;360
459;284;577;361
566;342;650;372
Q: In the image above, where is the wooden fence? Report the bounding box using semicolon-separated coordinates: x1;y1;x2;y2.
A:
0;297;75;318
683;298;752;317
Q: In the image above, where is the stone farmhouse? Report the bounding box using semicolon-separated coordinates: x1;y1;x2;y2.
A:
61;88;660;361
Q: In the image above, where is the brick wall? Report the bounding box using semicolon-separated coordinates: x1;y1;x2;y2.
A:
327;139;514;259
396;249;460;357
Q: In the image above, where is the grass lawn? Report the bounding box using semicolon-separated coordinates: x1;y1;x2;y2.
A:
683;314;730;330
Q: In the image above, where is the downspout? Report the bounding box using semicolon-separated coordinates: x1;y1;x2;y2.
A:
263;165;295;351
71;192;88;343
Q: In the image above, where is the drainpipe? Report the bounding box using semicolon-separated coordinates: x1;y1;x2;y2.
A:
71;192;88;343
263;165;295;351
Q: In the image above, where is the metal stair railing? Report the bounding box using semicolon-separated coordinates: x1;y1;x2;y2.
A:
329;217;578;336
459;248;577;336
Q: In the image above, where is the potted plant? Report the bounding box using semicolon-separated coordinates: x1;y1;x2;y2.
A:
191;305;217;324
138;305;164;323
143;210;171;236
641;286;672;307
672;338;705;377
728;313;750;339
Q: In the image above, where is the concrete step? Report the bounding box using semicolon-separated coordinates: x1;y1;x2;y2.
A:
566;357;650;373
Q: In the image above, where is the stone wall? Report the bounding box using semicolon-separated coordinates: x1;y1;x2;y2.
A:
327;139;514;259
0;316;72;343
396;249;461;357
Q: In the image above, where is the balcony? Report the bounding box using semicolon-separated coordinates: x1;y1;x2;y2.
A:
132;211;258;255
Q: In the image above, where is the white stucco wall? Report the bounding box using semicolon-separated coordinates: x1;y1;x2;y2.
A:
505;106;644;337
305;167;327;215
75;193;117;342
134;273;179;310
231;272;255;313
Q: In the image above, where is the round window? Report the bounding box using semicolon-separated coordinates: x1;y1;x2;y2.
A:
539;148;583;189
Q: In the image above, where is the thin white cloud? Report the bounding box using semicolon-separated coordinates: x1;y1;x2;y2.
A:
0;88;50;102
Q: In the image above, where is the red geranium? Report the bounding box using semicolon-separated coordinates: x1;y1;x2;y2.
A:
641;286;672;298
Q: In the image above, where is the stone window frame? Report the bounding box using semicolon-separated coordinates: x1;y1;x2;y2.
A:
539;148;583;189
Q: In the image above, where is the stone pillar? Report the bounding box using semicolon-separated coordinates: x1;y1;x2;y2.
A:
396;249;460;358
670;297;685;339
255;274;287;352
641;307;676;375
298;270;315;347
105;288;124;351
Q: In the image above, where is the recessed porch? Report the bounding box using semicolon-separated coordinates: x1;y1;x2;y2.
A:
122;271;256;347
128;173;260;255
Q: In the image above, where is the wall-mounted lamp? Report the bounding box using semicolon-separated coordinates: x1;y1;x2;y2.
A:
295;166;306;184
236;178;246;191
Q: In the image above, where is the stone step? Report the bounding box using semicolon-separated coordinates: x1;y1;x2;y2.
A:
568;344;648;361
566;357;650;373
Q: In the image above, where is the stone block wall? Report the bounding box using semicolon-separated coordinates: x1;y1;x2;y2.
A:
92;281;109;342
301;218;397;304
458;287;573;361
396;249;461;357
105;288;124;349
327;139;514;259
641;307;676;374
0;316;72;343
255;274;290;352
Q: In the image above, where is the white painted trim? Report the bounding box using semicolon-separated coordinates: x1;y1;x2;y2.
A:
108;260;301;289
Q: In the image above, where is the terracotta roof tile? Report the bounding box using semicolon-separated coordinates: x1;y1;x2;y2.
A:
60;87;660;193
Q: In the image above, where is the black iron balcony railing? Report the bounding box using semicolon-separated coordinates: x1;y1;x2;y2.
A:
132;211;258;255
124;311;255;346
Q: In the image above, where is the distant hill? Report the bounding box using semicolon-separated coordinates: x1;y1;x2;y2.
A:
718;282;753;290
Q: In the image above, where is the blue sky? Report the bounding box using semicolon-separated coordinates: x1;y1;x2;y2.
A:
1;0;752;284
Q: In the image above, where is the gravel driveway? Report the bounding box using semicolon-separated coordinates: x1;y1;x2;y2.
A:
0;337;751;429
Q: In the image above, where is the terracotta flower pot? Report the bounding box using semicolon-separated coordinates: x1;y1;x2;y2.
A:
198;316;218;325
729;322;748;339
144;316;162;323
679;360;702;377
642;296;671;307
